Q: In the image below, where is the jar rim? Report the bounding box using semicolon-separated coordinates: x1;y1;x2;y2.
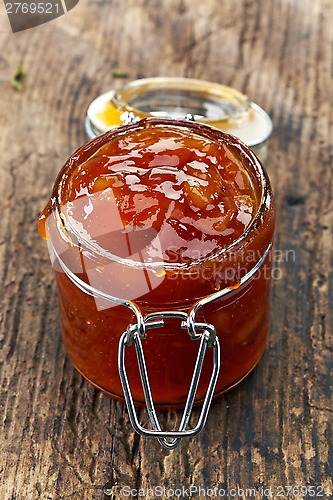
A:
53;117;271;271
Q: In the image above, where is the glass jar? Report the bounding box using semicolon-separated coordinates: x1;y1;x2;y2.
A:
85;77;273;161
39;117;275;448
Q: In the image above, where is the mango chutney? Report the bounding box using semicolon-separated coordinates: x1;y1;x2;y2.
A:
39;117;275;409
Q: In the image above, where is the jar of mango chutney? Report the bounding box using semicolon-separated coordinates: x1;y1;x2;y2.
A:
39;117;275;449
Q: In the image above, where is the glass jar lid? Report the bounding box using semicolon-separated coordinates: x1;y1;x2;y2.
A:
85;77;273;148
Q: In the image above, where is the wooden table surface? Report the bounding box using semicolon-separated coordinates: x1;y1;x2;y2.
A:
0;1;332;498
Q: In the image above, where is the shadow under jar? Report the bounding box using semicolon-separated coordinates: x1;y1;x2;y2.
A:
39;117;275;420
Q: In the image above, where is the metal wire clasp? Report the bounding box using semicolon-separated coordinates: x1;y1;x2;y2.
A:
118;311;220;450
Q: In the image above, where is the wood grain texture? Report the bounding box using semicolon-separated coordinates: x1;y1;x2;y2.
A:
0;0;332;498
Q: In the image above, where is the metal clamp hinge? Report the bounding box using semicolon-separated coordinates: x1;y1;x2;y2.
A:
118;311;220;450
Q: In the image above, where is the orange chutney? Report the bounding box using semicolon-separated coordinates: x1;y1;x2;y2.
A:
39;118;275;409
